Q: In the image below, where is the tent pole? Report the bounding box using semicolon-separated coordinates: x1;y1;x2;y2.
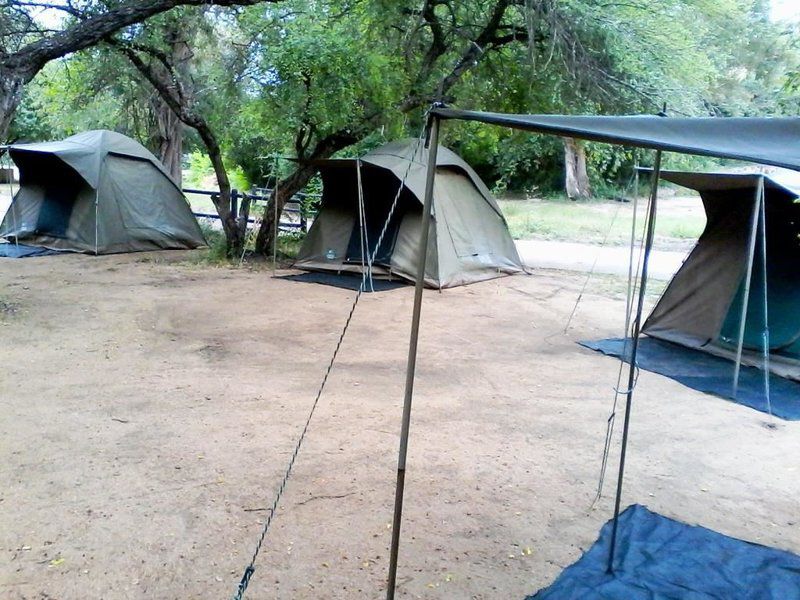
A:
606;150;662;573
272;155;279;278
356;158;367;281
94;190;99;255
757;178;771;415
386;114;440;600
2;149;19;249
732;180;762;398
356;157;375;292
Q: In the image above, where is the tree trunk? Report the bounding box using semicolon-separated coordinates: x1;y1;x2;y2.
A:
0;73;26;143
255;163;319;256
116;41;248;256
154;30;191;184
564;137;591;200
203;130;245;256
156;106;183;184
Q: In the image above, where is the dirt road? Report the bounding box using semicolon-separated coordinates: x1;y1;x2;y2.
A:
515;239;688;280
1;252;798;599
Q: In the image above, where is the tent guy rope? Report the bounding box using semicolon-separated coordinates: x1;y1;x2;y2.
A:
563;167;639;335
757;177;773;420
231;129;427;600
593;164;649;507
356;157;375;291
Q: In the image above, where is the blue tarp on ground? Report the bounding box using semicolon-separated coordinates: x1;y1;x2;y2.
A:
580;337;800;420
0;243;62;258
528;504;800;599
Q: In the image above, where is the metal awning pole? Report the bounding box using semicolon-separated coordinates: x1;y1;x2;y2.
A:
386;114;439;600
757;178;772;415
732;180;763;398
606;149;661;572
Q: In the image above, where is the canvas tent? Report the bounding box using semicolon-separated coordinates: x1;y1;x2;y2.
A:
643;170;800;382
0;130;206;254
295;139;524;288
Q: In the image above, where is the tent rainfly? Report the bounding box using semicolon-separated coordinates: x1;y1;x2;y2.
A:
295;139;524;288
0;130;206;254
643;171;800;382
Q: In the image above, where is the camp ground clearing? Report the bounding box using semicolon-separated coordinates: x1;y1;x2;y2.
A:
1;111;799;600
1;224;800;599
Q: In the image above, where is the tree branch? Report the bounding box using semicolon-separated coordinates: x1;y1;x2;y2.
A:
2;0;282;81
109;37;238;248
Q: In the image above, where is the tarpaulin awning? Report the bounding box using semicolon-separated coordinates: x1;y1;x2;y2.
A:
431;108;800;171
649;169;800;196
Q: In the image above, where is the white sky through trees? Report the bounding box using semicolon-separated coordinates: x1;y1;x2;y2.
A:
772;0;800;22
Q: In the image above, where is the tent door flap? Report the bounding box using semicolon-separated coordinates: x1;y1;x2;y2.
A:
37;187;78;237
344;204;403;265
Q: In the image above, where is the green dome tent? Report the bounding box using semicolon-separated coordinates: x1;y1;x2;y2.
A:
295;139;524;288
0;130;206;254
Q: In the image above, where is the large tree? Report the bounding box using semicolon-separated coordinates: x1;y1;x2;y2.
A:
235;0;534;256
227;0;793;255
107;10;253;255
7;0;793;258
0;0;282;142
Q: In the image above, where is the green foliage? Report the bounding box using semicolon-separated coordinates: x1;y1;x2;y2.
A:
276;231;306;259
7;85;54;143
10;0;799;198
225;1;411;183
439;0;798;193
184;151;213;187
22;53;155;145
185;150;250;191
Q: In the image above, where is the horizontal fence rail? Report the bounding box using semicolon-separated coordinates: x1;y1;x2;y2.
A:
184;187;319;233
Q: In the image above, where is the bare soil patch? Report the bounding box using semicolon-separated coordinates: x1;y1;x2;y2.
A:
1;252;798;599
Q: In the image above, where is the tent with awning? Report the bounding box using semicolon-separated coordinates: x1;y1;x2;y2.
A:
642;170;800;382
382;107;800;599
225;107;800;599
0;130;206;254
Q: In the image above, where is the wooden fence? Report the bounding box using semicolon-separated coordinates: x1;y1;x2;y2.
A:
183;187;320;233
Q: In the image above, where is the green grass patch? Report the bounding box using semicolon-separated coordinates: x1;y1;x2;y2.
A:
499;196;705;248
586;271;668;301
276;232;304;259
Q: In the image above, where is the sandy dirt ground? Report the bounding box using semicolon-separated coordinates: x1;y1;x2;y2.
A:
1;252;799;600
515;240;688;280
